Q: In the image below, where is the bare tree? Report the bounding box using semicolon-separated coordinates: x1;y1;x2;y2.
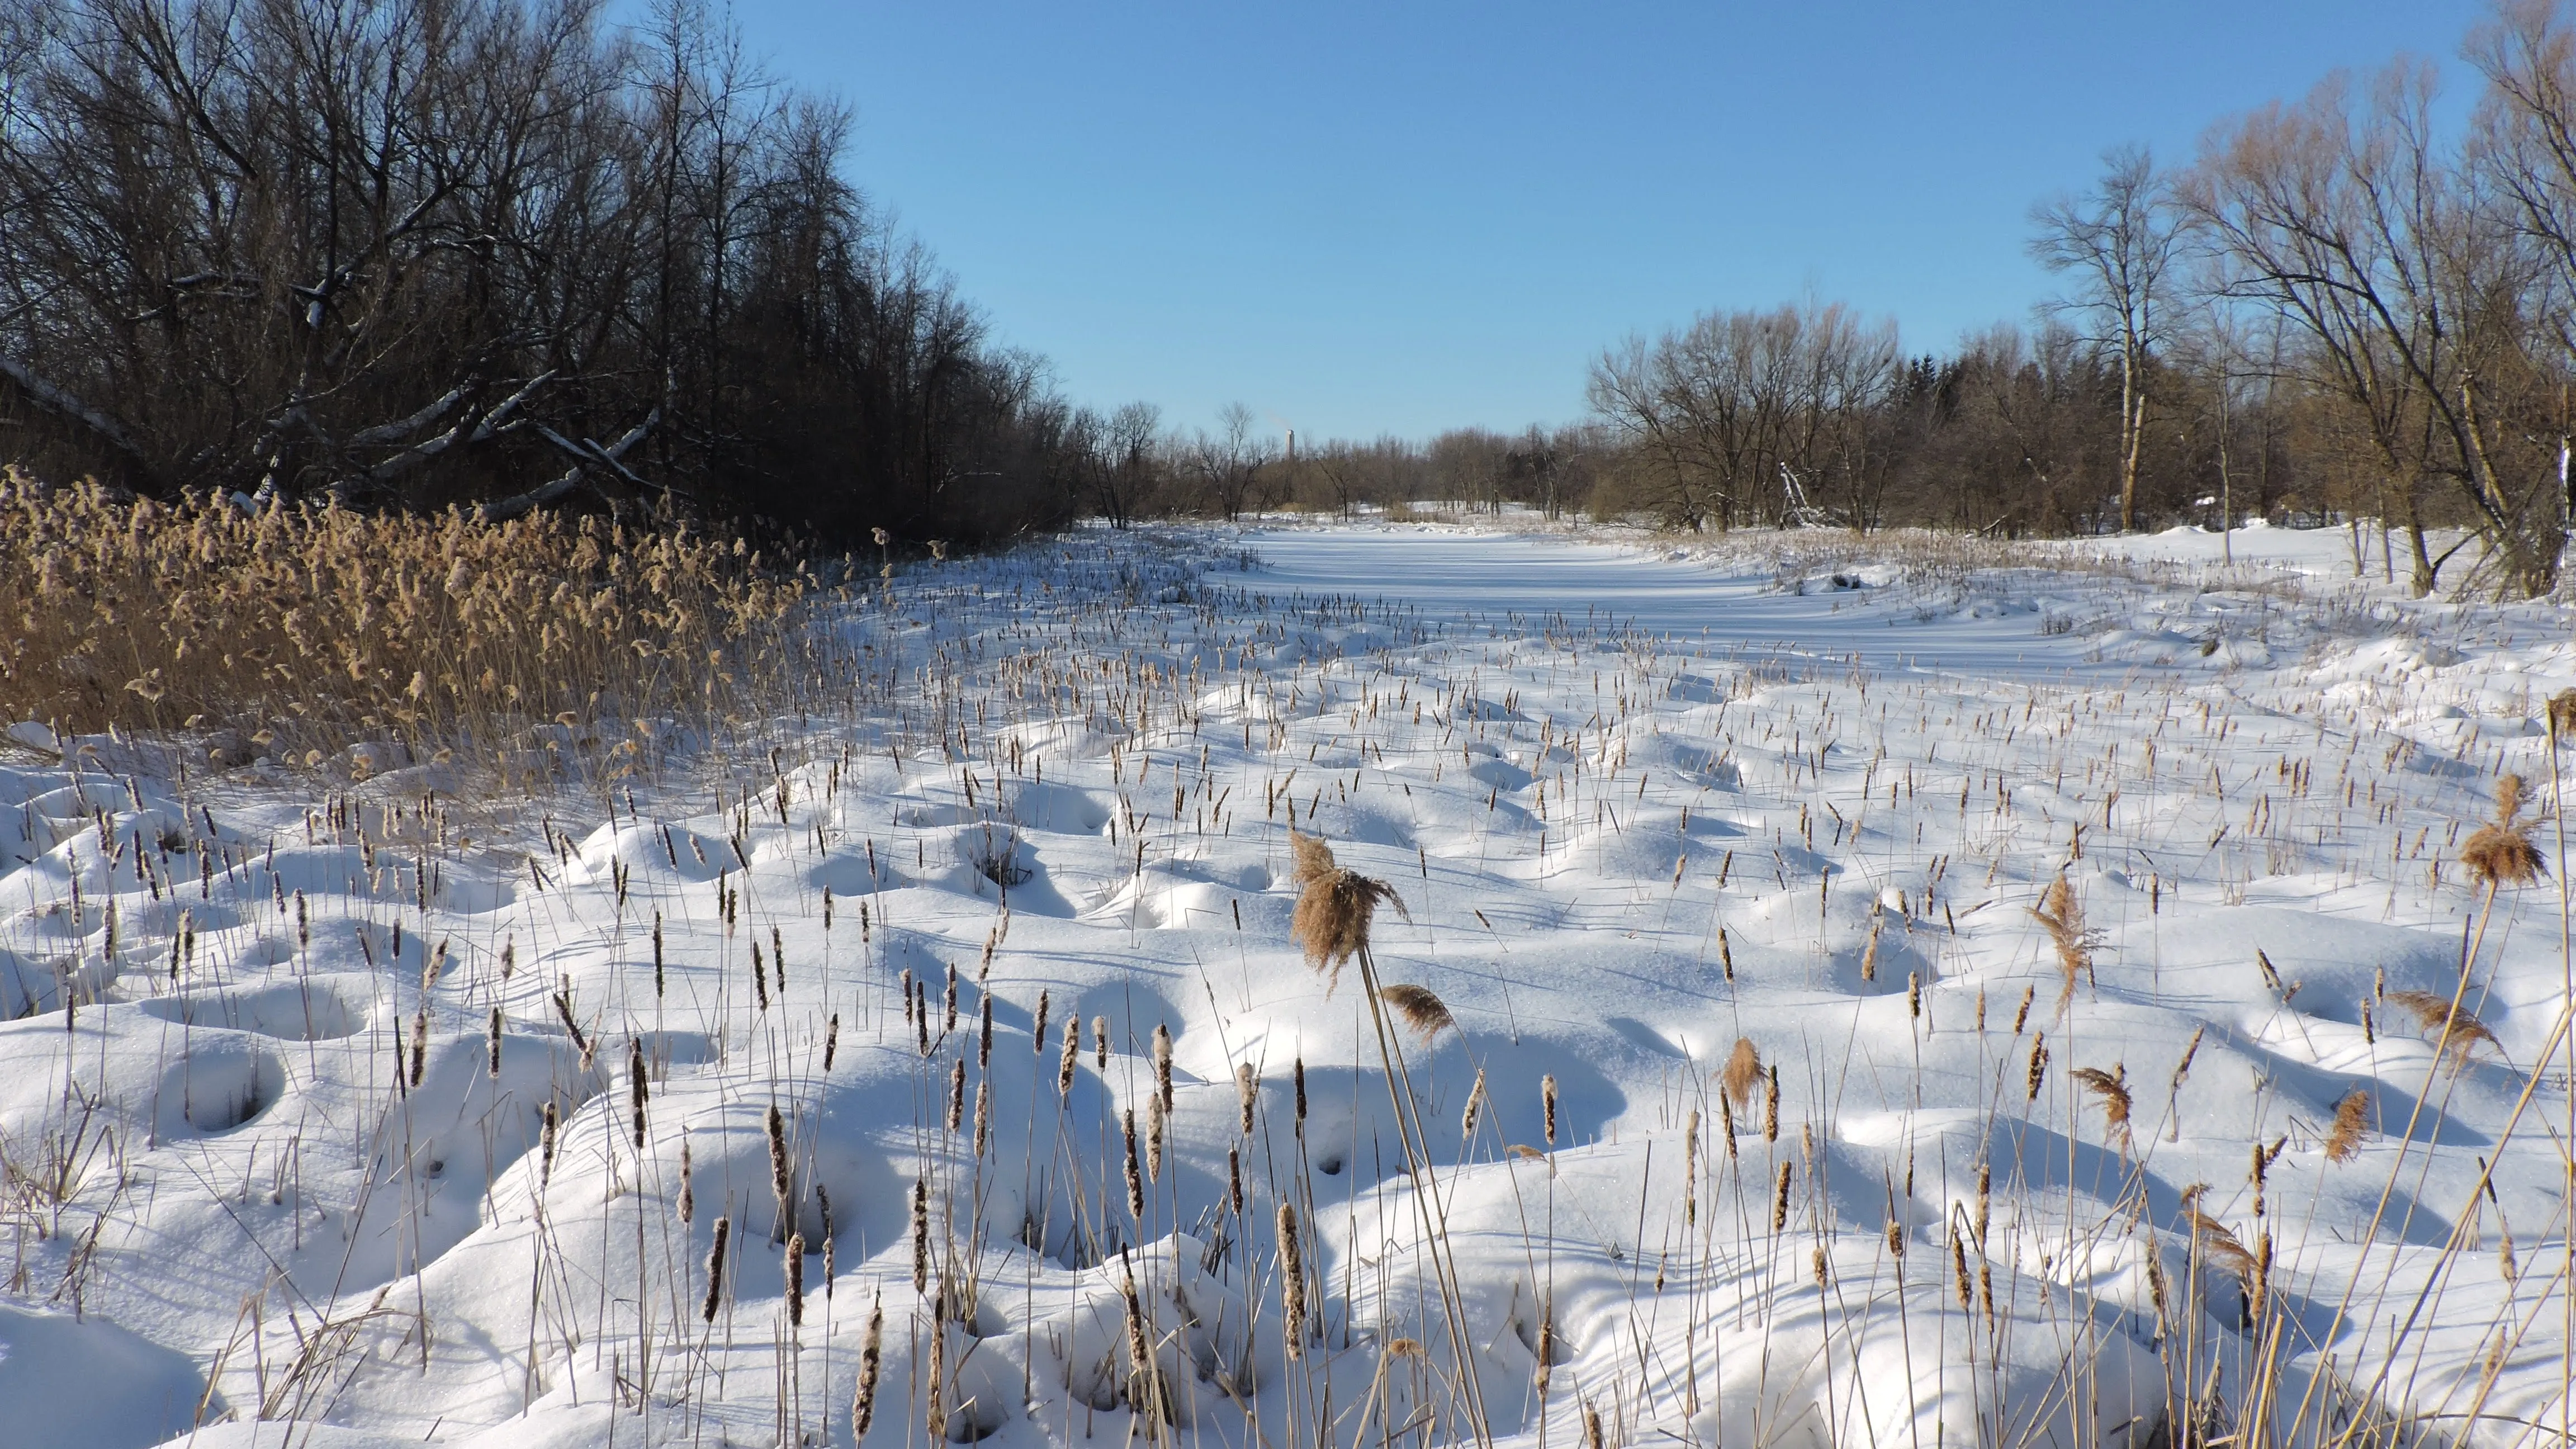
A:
2030;145;2187;533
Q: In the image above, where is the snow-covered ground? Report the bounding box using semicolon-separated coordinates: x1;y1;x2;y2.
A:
2;520;2569;1449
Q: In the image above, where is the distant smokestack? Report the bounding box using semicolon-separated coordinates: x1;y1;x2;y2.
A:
1286;428;1295;463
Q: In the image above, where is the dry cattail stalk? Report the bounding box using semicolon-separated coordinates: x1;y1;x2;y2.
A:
824;1012;840;1072
945;1060;965;1132
1462;1068;1488;1141
1974;1159;1991;1242
1058;1017;1079;1095
926;1296;950;1442
973;1081;991;1158
1294;1057;1308;1127
1032;989;1050;1055
1122;1109;1145;1220
1860;910;1882;982
1583;1401;1606;1449
539;1101;560;1184
2461;774;2546;887
1772;1161;1793;1231
852;1293;884;1439
766;1102;792;1216
679;1137;694;1224
2073;1066;2132;1152
629;1037;648;1150
784;1233;806;1328
1722;1037;1763;1107
910;1177;929;1294
1227;1146;1244;1215
1237;1063;1258;1134
1277;1204;1307;1358
2011;983;2034;1035
2025;1033;2049;1101
1763;1066;1781;1142
1147;1096;1166;1182
487;1007;502;1078
2385;989;2503;1072
1153;1022;1173;1110
1377;982;1456;1040
1093;1015;1110;1069
1542;1073;1560;1145
2324;1088;2370;1163
702;1214;731;1322
1950;1232;1973;1308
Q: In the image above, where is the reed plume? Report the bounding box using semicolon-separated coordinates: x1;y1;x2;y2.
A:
1291;857;1407;993
2385;989;2503;1072
2461;773;2546;887
2030;875;2094;1006
1377;982;1456;1040
2072;1064;2132;1153
1722;1036;1763;1107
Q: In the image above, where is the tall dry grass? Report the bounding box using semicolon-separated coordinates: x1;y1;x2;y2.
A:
0;471;823;783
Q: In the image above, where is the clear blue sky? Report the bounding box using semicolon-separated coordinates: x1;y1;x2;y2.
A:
708;1;2491;443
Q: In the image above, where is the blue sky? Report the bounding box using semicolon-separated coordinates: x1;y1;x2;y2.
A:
708;1;2492;443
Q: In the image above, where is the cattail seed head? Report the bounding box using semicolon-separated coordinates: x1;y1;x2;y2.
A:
1237;1062;1258;1134
1763;1066;1780;1142
766;1102;792;1209
1093;1014;1110;1069
785;1233;806;1327
1123;1109;1145;1220
540;1100;559;1184
679;1137;694;1223
1543;1073;1559;1145
910;1177;929;1294
1278;1204;1307;1357
629;1037;648;1149
825;1012;840;1072
974;1081;991;1157
945;1060;965;1132
1153;1022;1173;1110
1058;1016;1079;1095
852;1293;883;1439
487;1007;502;1078
702;1215;730;1322
1462;1068;1488;1141
2324;1088;2370;1163
1033;989;1050;1053
1294;1057;1308;1127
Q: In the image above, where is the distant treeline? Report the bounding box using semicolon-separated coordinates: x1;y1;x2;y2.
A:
1104;2;2576;600
0;0;1081;547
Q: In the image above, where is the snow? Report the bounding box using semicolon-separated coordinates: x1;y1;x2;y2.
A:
0;520;2569;1448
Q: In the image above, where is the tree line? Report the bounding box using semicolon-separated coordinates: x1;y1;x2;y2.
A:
1581;0;2576;598
0;0;1082;547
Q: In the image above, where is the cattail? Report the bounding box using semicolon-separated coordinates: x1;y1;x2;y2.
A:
1763;1066;1780;1142
540;1101;560;1184
945;1060;965;1132
1378;983;1456;1040
1153;1022;1173;1110
487;1007;503;1078
1772;1161;1793;1231
852;1292;884;1439
1718;924;1734;982
1812;1244;1830;1287
1542;1073;1559;1145
1462;1068;1488;1141
409;1008;428;1088
1278;1204;1307;1357
823;1233;836;1296
785;1233;807;1327
1093;1014;1110;1069
1294;1057;1308;1127
2025;1032;2049;1101
2011;983;2033;1035
974;1080;991;1157
943;965;958;1034
1146;1095;1166;1181
978;992;992;1069
1583;1401;1606;1449
2251;1140;2269;1218
1058;1016;1079;1094
679;1137;694;1223
2073;1065;2130;1151
910;1177;929;1293
1722;1037;1762;1107
702;1214;730;1322
629;1036;648;1149
750;940;769;1010
1683;1107;1699;1226
766;1102;792;1215
1033;989;1050;1054
1907;971;1921;1020
1121;1271;1157;1423
2325;1088;2370;1163
1122;1109;1145;1220
901;969;915;1026
825;1012;840;1072
1237;1063;1259;1134
1860;911;1882;981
